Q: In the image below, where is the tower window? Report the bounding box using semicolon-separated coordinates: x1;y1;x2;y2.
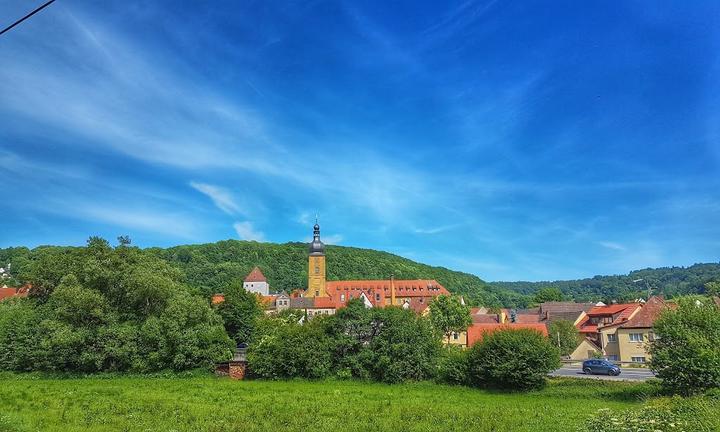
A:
315;266;319;274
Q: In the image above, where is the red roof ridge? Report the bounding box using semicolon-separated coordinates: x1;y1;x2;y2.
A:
244;266;267;282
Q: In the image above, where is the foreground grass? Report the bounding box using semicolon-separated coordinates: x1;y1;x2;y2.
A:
0;374;655;432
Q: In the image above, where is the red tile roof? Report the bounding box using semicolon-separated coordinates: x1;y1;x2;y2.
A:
472;314;501;324
467;323;549;346
515;314;541;323
620;296;676;329
0;285;30;301
326;279;449;298
586;303;639;316
244;267;267;283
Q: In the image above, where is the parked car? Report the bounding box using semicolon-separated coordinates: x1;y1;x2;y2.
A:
582;359;621;376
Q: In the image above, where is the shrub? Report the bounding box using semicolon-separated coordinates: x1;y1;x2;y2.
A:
367;307;441;383
248;318;333;379
467;328;560;390
649;296;720;395
436;345;469;385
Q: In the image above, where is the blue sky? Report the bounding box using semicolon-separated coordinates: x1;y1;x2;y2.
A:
1;1;719;281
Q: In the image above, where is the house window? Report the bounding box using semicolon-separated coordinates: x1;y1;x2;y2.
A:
607;355;619;361
606;334;617;343
603;317;613;324
375;293;381;302
629;333;643;342
315;290;319;297
453;332;459;340
340;294;346;302
631;356;646;363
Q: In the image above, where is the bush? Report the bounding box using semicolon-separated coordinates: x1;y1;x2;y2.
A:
467;328;560;390
436;345;469;385
585;396;719;432
248;317;333;379
367;307;441;383
649;296;720;395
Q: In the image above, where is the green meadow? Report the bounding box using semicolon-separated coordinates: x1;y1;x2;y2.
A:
0;374;656;432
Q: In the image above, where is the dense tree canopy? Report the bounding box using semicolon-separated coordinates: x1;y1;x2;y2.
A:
0;238;234;373
649;296;720;395
490;263;720;302
215;281;264;345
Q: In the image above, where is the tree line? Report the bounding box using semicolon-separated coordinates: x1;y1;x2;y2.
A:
489;263;720;303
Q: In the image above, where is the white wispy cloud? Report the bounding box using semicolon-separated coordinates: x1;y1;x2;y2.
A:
598;241;626;251
414;224;460;235
190;182;241;215
233;221;266;241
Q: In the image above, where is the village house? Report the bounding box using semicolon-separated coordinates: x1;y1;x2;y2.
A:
614;296;676;364
576;302;642;362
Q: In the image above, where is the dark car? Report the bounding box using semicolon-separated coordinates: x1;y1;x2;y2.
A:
582;359;621;376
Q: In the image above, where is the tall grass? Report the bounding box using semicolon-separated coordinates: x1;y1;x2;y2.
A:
0;374;650;432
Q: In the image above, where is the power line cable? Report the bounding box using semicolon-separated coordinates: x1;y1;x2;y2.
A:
1;0;56;37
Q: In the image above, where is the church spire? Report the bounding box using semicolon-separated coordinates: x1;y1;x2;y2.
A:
309;220;325;256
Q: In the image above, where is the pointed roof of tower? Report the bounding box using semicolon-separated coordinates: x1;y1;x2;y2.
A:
244;266;267;283
309;222;325;256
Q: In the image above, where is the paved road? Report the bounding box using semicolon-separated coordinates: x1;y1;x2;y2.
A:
550;365;656;381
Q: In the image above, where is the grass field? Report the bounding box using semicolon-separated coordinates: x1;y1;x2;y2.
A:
0;373;657;432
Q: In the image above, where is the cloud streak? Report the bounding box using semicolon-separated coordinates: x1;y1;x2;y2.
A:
190;182;241;215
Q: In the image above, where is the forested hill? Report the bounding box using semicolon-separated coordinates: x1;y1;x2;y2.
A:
488;262;720;302
3;240;717;306
151;241;525;306
0;240;526;307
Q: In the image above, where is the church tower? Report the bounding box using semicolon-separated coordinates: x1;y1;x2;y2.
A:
306;222;327;297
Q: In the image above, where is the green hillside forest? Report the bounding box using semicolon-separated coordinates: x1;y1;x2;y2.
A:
2;239;719;306
488;262;720;302
0;239;525;307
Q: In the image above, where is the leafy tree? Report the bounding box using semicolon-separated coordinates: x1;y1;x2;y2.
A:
650;296;720;395
322;299;381;379
533;287;564;303
216;281;264;344
139;292;234;371
0;298;43;371
49;274;109;327
467;328;560;390
247;317;333;379
547;319;582;356
367;307;441;383
428;295;472;346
